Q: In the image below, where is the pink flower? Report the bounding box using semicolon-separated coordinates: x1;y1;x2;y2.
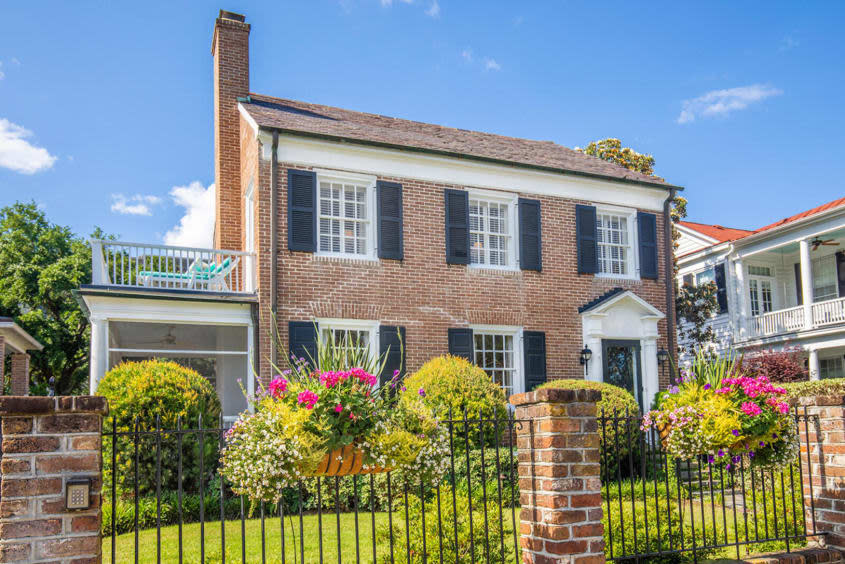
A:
334;404;343;413
297;390;319;409
741;401;762;417
268;377;288;398
777;402;789;415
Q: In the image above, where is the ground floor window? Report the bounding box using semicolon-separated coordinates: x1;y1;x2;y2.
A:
317;319;378;367
820;356;844;379
472;328;520;397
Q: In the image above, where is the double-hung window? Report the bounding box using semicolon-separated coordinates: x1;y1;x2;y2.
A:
472;327;522;397
317;319;378;365
596;208;636;278
469;192;517;269
317;172;376;259
820;357;845;379
812;255;838;302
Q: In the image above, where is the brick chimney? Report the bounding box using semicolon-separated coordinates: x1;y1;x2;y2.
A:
211;10;250;251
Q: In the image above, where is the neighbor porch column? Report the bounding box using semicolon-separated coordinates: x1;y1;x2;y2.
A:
800;238;814;330
88;317;107;395
734;258;750;339
808;349;821;381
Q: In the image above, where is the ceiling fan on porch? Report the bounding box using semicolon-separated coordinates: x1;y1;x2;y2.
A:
811;237;839;251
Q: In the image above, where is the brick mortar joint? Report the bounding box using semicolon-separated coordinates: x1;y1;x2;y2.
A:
0;396;108;417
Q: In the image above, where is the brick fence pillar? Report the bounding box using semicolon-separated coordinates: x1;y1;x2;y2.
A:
0;336;5;394
794;394;845;551
0;396;107;563
510;388;605;564
9;354;29;397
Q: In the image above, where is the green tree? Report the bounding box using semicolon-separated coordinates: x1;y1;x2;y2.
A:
0;202;101;395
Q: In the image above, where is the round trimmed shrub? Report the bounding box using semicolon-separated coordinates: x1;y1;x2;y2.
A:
98;360;222;495
404;355;508;446
537;379;640;477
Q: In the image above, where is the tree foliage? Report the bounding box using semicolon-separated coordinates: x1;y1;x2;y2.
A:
676;281;719;358
0;201;103;395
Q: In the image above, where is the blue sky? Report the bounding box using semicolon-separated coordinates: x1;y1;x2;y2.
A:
1;1;843;245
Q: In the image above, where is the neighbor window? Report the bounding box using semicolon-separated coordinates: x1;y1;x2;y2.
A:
473;330;519;397
812;255;838;302
749;278;773;316
820;357;844;379
597;211;634;277
318;175;374;257
695;267;715;286
469;195;514;268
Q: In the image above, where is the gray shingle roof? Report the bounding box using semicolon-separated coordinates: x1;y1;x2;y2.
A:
240;94;676;190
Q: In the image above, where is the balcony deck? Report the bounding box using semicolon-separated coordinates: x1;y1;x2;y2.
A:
749;296;845;339
90;240;256;295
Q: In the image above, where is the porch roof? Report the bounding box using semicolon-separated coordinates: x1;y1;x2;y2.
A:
0;318;43;354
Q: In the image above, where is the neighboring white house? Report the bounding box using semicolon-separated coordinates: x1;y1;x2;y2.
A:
676;197;845;380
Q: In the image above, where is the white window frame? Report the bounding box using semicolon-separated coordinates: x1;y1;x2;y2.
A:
694;266;716;287
747;265;776;317
467;188;519;271
820;356;845;380
315;170;378;261
315;318;380;366
812;254;839;303
470;325;524;396
595;204;639;280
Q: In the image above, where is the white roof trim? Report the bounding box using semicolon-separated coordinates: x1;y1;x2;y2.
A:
676;223;719;245
0;319;43;353
579;290;666;319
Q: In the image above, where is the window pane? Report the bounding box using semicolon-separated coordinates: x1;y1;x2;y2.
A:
597;212;630;276
469;198;511;267
318;179;370;256
474;332;516;396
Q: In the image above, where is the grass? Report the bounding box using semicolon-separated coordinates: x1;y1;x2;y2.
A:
103;512;390;564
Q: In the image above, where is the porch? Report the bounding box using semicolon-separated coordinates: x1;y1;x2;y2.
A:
737;228;844;340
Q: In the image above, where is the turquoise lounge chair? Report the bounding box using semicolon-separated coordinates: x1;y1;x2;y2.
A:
137;257;238;291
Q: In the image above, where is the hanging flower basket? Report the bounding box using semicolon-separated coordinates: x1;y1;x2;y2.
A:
312;445;390;476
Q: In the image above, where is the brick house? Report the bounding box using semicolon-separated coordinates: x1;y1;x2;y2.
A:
77;10;680;420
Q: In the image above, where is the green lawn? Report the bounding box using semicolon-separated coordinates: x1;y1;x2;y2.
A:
103;512;391;564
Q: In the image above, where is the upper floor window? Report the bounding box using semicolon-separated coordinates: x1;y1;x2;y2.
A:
596;210;635;277
469;193;516;268
695;267;715;286
812;255;838;302
317;173;376;258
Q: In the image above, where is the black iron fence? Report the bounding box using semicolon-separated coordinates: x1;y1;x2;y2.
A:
598;408;821;563
102;412;523;564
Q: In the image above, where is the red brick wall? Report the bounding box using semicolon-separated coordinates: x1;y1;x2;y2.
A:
212;14;250;252
253;160;671;388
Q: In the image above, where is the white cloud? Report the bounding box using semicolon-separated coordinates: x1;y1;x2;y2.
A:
677;84;782;124
484;58;501;71
461;48;473;63
110;194;163;216
164;182;215;248
0;62;4;80
425;0;440;17
0;118;56;174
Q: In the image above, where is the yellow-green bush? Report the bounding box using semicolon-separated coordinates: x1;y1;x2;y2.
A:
404;355;507;446
783;377;845;401
98;360;221;495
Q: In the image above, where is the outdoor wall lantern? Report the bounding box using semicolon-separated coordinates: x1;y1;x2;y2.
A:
579;346;592;377
657;349;669;365
66;478;92;510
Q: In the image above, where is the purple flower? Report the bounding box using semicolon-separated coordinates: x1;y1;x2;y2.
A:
668;386;680;394
708;455;715;464
732;455;741;463
703;384;711;390
418;388;426;398
401;385;407;392
717;449;725;457
772;433;778;439
726;463;732;471
748;451;755;458
732;429;740;437
759;441;766;447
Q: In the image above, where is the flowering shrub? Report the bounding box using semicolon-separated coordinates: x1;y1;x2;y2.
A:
643;361;798;471
221;344;449;504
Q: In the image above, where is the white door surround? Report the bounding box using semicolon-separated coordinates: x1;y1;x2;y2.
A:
580;290;666;411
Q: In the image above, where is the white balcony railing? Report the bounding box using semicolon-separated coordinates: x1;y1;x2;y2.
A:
813;296;845;328
749;305;805;338
91;240;255;294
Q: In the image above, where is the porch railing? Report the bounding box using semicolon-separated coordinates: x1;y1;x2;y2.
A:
91;239;256;294
812;296;845;327
749;305;805;338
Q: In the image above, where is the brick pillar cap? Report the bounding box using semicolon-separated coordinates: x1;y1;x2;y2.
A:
789;394;845;407
0;395;108;416
510;387;602;407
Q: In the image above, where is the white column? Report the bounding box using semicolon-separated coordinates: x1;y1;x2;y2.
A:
809;349;820;381
89;317;108;395
641;338;659;412
734;259;749;340
800;239;814;330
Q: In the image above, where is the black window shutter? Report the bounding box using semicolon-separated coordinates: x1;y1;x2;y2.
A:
837;251;845;298
378;326;406;387
576;205;598;274
377;181;404;260
447;328;474;361
288;321;318;368
287;169;317;252
523;331;547;392
445;190;470;264
518;198;542;271
637;212;658;279
714;263;728;313
794;263;803;305
682;274;693;287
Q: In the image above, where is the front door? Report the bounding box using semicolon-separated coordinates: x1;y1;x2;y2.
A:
602;339;643;410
